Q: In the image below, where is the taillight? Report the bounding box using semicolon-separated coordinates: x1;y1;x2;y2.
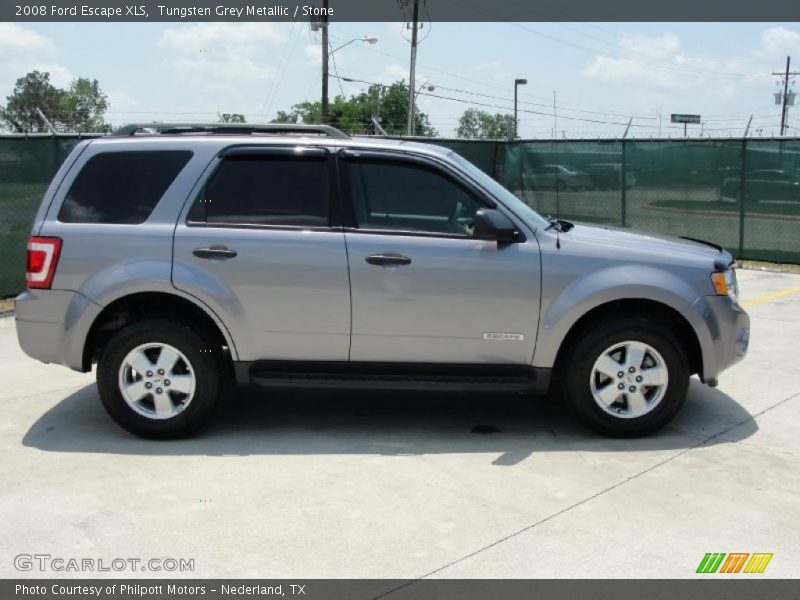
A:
25;236;62;289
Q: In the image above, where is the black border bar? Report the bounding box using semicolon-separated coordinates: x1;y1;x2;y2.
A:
3;0;800;22
4;579;798;600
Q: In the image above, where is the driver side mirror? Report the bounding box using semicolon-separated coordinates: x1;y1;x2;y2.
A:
473;209;520;243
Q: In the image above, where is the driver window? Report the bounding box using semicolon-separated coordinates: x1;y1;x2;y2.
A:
346;159;482;236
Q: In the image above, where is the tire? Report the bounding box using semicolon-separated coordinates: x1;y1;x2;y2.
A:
96;319;226;439
561;316;690;437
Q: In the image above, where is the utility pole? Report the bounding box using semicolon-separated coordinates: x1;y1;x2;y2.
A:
772;56;798;136
406;0;420;136
513;78;527;138
320;0;330;124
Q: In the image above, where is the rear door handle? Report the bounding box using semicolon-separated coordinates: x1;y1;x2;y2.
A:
365;253;411;267
193;245;238;260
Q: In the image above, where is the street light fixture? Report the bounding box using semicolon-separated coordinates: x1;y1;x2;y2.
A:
329;36;379;55
414;79;435;99
322;35;379;124
408;79;435;137
514;78;527;139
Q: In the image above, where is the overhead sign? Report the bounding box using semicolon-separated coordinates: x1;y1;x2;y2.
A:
671;114;701;124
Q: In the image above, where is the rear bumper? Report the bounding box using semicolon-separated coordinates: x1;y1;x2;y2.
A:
15;289;102;372
687;295;750;382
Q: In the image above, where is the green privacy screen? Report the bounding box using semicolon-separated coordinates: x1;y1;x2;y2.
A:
1;135;799;296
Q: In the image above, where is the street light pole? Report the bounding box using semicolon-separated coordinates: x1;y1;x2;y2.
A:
320;0;329;125
653;109;662;137
513;78;527;138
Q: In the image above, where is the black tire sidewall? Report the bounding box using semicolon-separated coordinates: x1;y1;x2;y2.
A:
562;318;690;437
97;319;222;439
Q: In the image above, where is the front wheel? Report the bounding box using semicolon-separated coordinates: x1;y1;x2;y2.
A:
97;319;225;439
561;317;690;437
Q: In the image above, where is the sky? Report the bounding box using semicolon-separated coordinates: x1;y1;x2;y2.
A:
0;20;799;138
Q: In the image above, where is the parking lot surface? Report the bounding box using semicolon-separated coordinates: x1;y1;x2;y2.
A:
1;268;798;579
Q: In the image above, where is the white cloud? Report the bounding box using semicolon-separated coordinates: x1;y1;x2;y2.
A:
0;23;55;56
304;43;321;66
760;26;800;58
380;63;409;83
619;33;680;59
32;63;73;88
106;89;141;112
158;23;287;102
160;22;286;50
0;24;73;101
581;33;732;89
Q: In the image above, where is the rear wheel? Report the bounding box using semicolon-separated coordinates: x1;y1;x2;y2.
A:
561;316;690;436
97;319;225;439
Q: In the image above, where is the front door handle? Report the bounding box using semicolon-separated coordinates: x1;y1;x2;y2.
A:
193;245;238;260
365;253;412;267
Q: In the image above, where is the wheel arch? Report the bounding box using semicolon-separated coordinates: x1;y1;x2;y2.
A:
552;298;703;378
82;291;237;371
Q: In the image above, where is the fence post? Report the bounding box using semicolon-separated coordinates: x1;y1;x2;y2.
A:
620;139;627;227
737;139;747;261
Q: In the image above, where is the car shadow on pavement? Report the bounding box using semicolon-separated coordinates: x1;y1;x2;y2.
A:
22;379;757;464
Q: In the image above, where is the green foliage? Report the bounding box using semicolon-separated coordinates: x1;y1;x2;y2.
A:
1;71;109;133
59;78;109;133
219;113;246;123
0;71;64;132
456;108;512;140
272;80;437;136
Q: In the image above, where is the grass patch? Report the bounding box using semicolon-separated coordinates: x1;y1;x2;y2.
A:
0;297;14;314
650;199;800;217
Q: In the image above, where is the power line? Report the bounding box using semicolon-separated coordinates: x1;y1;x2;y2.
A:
332;74;657;129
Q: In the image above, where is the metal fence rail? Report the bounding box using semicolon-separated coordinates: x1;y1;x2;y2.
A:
1;135;799;296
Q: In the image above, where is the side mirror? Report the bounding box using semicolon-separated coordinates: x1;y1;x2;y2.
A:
473;208;520;243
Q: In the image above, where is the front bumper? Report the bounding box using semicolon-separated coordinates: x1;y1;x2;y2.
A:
15;289;102;372
688;294;750;382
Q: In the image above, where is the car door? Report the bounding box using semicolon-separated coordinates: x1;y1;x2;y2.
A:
339;149;541;365
172;145;351;362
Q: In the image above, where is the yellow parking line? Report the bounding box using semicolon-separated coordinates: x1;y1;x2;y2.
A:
740;285;800;308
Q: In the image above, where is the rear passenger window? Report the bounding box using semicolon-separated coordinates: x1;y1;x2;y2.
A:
59;151;192;224
190;155;329;227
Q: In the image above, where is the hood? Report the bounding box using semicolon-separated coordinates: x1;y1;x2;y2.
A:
563;222;732;269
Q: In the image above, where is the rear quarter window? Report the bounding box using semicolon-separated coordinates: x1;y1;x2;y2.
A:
58;150;193;224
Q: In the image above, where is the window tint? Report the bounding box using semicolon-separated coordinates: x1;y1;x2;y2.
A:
346;160;482;236
59;151;192;224
193;156;329;227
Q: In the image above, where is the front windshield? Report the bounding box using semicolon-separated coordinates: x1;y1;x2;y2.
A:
446;151;549;229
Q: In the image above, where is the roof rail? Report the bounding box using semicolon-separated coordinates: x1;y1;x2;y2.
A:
112;123;350;139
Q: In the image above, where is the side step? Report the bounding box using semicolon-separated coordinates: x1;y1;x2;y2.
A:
238;361;550;394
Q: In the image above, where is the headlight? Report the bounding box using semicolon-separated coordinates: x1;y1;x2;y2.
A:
711;268;739;302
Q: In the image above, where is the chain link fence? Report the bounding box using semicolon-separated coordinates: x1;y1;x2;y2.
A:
1;135;799;296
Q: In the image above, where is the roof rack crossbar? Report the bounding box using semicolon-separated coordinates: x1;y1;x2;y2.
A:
112;123;349;139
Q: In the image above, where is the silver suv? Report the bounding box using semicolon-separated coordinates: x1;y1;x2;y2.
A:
15;124;750;439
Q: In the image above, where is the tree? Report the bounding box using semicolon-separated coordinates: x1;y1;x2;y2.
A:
219;113;246;123
59;78;108;132
0;71;109;133
272;80;437;136
0;71;64;132
456;108;512;140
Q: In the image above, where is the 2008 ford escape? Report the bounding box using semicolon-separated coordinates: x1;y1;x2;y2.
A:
15;124;750;438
